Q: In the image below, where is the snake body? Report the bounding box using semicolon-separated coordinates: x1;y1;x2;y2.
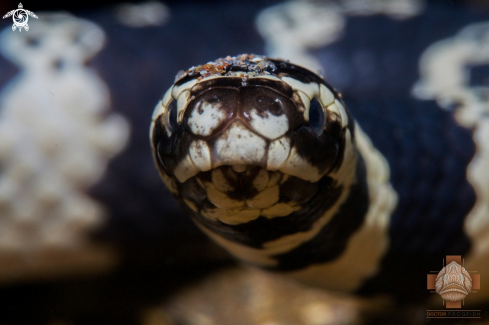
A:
150;54;480;301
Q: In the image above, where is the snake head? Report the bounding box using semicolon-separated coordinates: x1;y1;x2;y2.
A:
150;54;356;232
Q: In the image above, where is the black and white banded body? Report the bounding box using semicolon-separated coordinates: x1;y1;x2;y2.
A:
150;54;484;302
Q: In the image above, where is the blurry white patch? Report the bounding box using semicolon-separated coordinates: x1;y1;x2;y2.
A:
267;137;291;170
115;1;170;27
342;0;425;20
256;1;345;72
188;101;226;137
412;23;489;127
282;77;319;100
0;13;126;280
286;124;397;292
256;0;424;76
412;22;489;302
173;154;200;183
189;140;212;172
249;108;289;140
213;121;267;168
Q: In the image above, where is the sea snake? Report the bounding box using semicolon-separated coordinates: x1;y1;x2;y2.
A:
150;54;485;302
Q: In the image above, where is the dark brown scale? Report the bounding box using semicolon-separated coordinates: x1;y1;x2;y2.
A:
195;166;268;202
289;91;306;122
183;83;304;141
239;87;302;132
269;59;329;87
191;78;243;98
156;126;196;176
330;128;347;173
279;177;319;205
183;88;238;139
292;127;340;175
245;78;293;98
325;111;342;139
178;177;208;211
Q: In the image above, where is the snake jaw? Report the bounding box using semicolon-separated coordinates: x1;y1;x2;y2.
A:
176;165;324;226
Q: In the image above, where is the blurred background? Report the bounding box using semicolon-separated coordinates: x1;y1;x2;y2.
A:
0;0;489;324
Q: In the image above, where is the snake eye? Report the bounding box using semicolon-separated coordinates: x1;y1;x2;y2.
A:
309;97;324;135
166;100;178;133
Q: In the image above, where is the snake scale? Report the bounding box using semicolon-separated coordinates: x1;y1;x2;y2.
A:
150;53;486;303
